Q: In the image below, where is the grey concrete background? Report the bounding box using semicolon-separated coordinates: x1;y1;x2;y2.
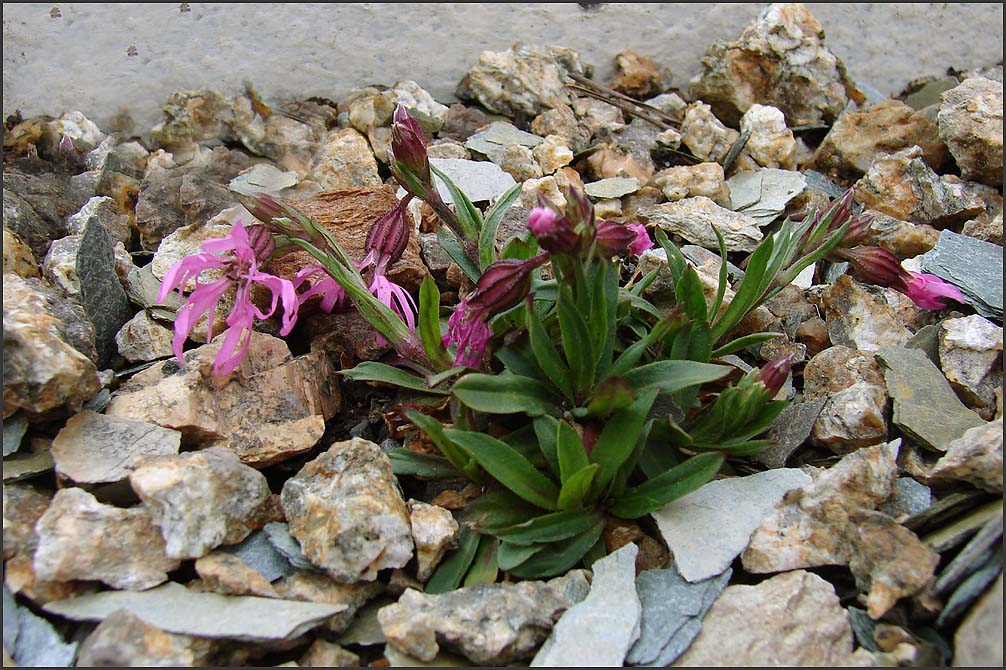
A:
3;3;1004;137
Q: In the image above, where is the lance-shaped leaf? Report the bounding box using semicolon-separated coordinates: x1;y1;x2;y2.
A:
507;517;606;578
557;463;599;511
526;301;574;402
589;387;658;496
445;429;559;511
405;409;480;481
463;534;499;587
340;362;445;395
494;508;603;546
418;276;454;371
478;182;522;270
425;525;481;594
452;373;560;416
608;452;724;519
621;360;731;395
498;541;544;572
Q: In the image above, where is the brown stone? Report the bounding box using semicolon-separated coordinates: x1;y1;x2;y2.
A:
610;50;664;100
263;186;429;293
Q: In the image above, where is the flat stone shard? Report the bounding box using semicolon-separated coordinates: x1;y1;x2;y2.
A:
104;332;335;467
953;574;1004;668
672;571;873;667
51;410;181;484
33;487;180;590
938;314;1003;419
652;468;812;582
627;568;732;667
920;229;1003;321
43;581;345;642
12;600;78;668
688;3;851;127
531;544;641;667
637;197;763;253
77;216;133;368
876;345;986;453
378;570;590;665
281;438;414;583
803;346;889;452
129;446;274;559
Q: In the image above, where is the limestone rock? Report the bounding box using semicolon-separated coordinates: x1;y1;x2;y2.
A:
688;3;851;127
378;570;590;665
637;197;762;253
531;104;591;154
821;275;913;353
129;446;275;559
76;609;217;667
408;500;459;582
33;487;179;590
651;163;730;206
2;225;39;278
930;418;1003;493
456;43;586;119
3;275;101;418
672;571;873;667
610;50;664;99
862;209;939;259
275;570;384;635
65;195;132;246
742;442;940;618
739;104;798;169
938;77;1004;187
281;438;414;583
299;639;360;668
194;551;280;598
311;127;382;190
115;309;176;362
105;332;336;467
531;135;574;175
939;314;1003;419
811;99;947;179
679;102;739;164
51;410;181;484
531;544;641;667
804;346;889;452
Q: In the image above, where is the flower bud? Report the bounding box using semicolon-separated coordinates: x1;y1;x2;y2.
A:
528;205;580;255
468;253;549;315
247;193;285;225
563;186;594;231
756;353;794;397
390;105;431;188
595;219;637;256
838;211;874;249
830;245;910;289
245;224;276;262
902;272;965;310
366;196;413;271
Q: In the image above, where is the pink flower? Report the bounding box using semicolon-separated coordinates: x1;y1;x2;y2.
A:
627;223;653;255
293;264;347;313
902;272;966;310
443;253;549;367
595;220;653;257
158;221;298;376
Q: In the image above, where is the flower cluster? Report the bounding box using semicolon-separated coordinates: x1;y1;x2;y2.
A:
526;189;652;259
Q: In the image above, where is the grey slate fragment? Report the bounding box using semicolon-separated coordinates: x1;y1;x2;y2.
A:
920;229;1003;320
584;177;640;199
3;585;18;651
13;605;78;668
43;582;345;642
221;529;295;582
727;169;806;226
905;323;942;366
465;123;544;156
264;521;320;572
936;546;1004;627
531;543;641;667
801;169;848;199
77;218;133;368
652;468;811;583
422;157;517;205
2;413;28;456
627;567;732;666
879;477;932;520
755;397;826;468
934;514;1003;599
875;346;986;452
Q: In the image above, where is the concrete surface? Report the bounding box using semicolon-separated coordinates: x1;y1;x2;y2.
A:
3;3;1003;137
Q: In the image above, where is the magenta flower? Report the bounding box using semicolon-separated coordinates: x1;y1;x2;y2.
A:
158;221;298;376
627;223;653;255
902;272;966;310
293;264;347;313
444;253;550;367
595;220;653;257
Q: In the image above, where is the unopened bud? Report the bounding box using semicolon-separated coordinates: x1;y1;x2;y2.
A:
595;220;652;256
246;224;276;262
838;211;874;248
528;205;580;255
468;253;549;315
831;245;910;289
248;194;285;224
390;105;431;188
564;186;594;231
366;196;413;271
756;353;794;397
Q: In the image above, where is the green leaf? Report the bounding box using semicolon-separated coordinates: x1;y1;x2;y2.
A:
557;285;595;397
676;266;709;323
589;387;658;496
526;302;574;402
388;449;463;479
452;373;560;416
418;276;453;371
532;415;561;479
463;534;499;587
494;508;602;546
655;228;687;285
556;420;590;483
711;226;730;319
711;235;774;341
445;429;559;511
508;517;606;579
589;260;618;372
425;525;481;594
710;332;785;358
430;163;482;240
609;452;723;518
437;226;481;283
479;182;522;269
557;463;599;511
498;541;544;571
461;489;540;533
585;376;636;418
425;365;470;389
405;409;479;480
341;361;446;395
621;360;731;394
